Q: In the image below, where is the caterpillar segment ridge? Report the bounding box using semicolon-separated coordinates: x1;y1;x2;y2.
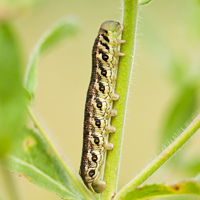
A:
80;20;125;193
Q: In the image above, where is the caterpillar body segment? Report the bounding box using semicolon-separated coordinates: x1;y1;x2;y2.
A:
80;20;124;193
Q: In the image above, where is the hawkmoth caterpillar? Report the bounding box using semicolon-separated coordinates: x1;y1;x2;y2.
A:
80;20;125;193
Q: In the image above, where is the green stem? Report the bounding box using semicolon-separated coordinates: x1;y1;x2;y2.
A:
115;114;200;199
26;106;94;200
0;166;22;200
101;0;139;199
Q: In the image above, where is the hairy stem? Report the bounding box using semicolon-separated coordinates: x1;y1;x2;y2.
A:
101;0;139;199
115;114;200;199
26;106;94;200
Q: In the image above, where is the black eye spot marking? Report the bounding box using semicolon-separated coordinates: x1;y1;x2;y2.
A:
89;170;95;177
96;100;102;109
100;41;109;50
101;69;107;77
94;137;99;145
99;83;105;93
102;53;109;62
95;118;101;128
92;154;98;162
103;29;108;34
102;35;109;42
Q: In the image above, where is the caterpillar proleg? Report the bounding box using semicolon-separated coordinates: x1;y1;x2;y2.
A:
80;20;125;193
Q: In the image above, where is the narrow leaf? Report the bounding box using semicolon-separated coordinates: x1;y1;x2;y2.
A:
140;0;153;5
0;23;24;157
176;158;200;176
24;16;78;100
1;127;84;200
161;83;198;146
121;182;200;200
195;174;200;183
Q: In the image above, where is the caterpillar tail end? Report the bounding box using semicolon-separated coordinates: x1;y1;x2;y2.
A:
92;180;106;193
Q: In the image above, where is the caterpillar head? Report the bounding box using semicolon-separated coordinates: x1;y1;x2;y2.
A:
99;20;123;37
92;180;106;193
85;168;106;193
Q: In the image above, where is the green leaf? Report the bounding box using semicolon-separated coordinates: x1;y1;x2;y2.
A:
140;0;153;5
24;16;79;101
167;59;190;86
0;23;24;157
121;182;200;200
2;127;84;200
179;158;200;176
188;0;200;40
160;83;198;146
195;174;200;183
23;87;31;103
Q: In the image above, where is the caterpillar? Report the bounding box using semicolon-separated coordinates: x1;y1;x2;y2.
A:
80;20;125;193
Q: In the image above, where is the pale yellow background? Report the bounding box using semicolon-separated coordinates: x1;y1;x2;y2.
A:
1;0;200;199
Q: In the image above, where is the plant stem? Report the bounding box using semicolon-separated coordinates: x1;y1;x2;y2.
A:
0;166;22;200
26;106;94;200
115;114;200;199
101;0;139;199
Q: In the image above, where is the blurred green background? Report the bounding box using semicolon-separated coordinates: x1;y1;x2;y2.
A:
0;0;200;199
